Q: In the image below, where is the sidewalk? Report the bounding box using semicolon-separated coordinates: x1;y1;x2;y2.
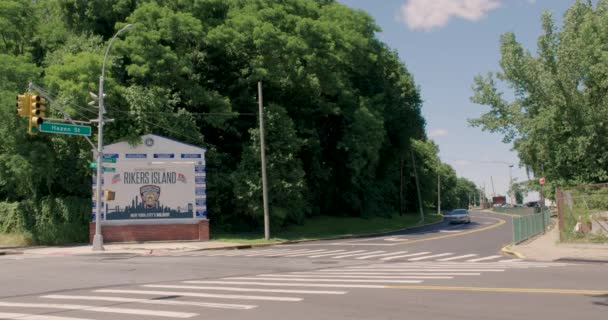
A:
509;223;608;263
1;241;250;256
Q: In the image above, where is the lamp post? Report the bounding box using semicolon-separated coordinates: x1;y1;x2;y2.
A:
92;23;133;251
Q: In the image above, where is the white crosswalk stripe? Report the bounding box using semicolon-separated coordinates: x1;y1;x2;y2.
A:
332;250;385;258
308;250;348;257
381;252;431;261
256;274;453;279
41;294;257;310
408;253;454;261
143;284;347;295
467;255;503;262
225;277;423;284
437;254;479;261
0;312;93;320
189;248;557;263
0;302;197;318
355;251;410;259
184;280;386;288
95;289;303;302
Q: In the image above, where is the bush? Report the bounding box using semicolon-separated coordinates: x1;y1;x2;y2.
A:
0;196;90;245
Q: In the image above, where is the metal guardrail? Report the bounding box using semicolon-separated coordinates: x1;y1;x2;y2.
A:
512;209;550;244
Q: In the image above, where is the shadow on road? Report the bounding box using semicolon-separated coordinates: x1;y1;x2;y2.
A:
592;294;608;307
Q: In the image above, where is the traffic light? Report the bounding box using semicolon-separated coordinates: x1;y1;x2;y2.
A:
29;95;46;135
16;94;30;117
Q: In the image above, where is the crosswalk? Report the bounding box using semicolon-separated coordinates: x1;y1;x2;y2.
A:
0;260;567;319
191;247;518;263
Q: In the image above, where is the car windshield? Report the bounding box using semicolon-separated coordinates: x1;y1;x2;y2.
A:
448;209;467;215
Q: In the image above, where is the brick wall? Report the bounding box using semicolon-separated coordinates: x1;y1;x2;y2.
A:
89;220;209;243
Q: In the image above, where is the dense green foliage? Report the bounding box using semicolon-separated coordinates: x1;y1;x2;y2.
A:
0;0;478;243
471;0;608;193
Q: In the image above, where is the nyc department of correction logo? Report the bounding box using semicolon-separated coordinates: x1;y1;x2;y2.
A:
140;185;161;208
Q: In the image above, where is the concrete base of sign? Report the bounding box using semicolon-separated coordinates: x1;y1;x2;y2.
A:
88;219;209;243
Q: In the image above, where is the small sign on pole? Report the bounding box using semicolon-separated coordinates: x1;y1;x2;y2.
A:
539;177;546;185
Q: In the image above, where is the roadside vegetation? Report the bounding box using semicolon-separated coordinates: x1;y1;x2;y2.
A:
212;213;444;245
0;0;478;246
470;0;608;242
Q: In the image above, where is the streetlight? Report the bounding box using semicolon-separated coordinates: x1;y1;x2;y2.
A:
92;23;134;251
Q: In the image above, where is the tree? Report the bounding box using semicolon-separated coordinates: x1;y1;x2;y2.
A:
470;0;608;191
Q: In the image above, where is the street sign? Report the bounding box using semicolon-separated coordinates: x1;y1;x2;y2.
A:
539;177;546;185
89;162;97;169
102;157;116;163
40;123;91;136
102;167;116;173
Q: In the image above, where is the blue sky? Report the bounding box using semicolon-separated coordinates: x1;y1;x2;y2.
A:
338;0;576;200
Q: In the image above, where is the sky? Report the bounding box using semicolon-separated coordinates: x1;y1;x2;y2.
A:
338;0;577;201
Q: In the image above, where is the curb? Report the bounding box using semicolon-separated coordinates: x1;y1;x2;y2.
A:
554;257;608;264
209;217;446;251
501;244;526;259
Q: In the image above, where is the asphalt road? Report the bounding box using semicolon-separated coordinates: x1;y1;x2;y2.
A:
0;210;606;320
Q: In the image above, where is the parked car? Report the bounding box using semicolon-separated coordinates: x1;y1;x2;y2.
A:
444;209;471;224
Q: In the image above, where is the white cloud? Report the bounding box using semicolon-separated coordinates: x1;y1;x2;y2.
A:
396;0;501;31
429;129;448;137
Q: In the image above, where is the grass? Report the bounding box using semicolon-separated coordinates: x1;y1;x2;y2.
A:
0;232;33;247
212;213;443;245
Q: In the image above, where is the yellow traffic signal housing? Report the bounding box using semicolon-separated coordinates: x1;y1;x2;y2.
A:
16;94;31;117
28;95;46;135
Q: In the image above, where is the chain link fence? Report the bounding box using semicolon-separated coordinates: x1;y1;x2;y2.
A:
557;184;608;243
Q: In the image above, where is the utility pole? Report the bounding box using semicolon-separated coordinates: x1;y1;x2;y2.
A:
258;81;270;240
92;23;133;251
437;174;441;215
490;176;496;197
399;158;404;216
411;150;424;223
509;164;514;204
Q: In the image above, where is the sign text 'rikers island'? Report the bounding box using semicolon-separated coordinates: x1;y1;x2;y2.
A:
123;171;182;184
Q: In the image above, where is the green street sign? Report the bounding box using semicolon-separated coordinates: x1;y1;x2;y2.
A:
102;167;116;173
89;162;97;169
40;122;92;136
102;157;116;163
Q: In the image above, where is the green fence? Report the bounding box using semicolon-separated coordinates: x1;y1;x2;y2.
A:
512;209;550;244
494;206;537;215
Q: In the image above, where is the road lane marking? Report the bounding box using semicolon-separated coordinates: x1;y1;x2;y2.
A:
282;249;330;257
331;250;382;258
227;277;423;283
256;274;453;279
383;237;409;242
380;252;431;261
252;249;320;257
0;302;196;318
408;253;454;261
0;312;92;320
436;254;479;261
467;255;503;262
394;216;506;245
498;259;524;262
385;285;608;295
355;251;410;259
95;289;302;302
41;294;256;310
439;230;462;233
326;268;505;272
290;272;481;276
143;284;346;295
308;250;348;257
184;280;385;288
